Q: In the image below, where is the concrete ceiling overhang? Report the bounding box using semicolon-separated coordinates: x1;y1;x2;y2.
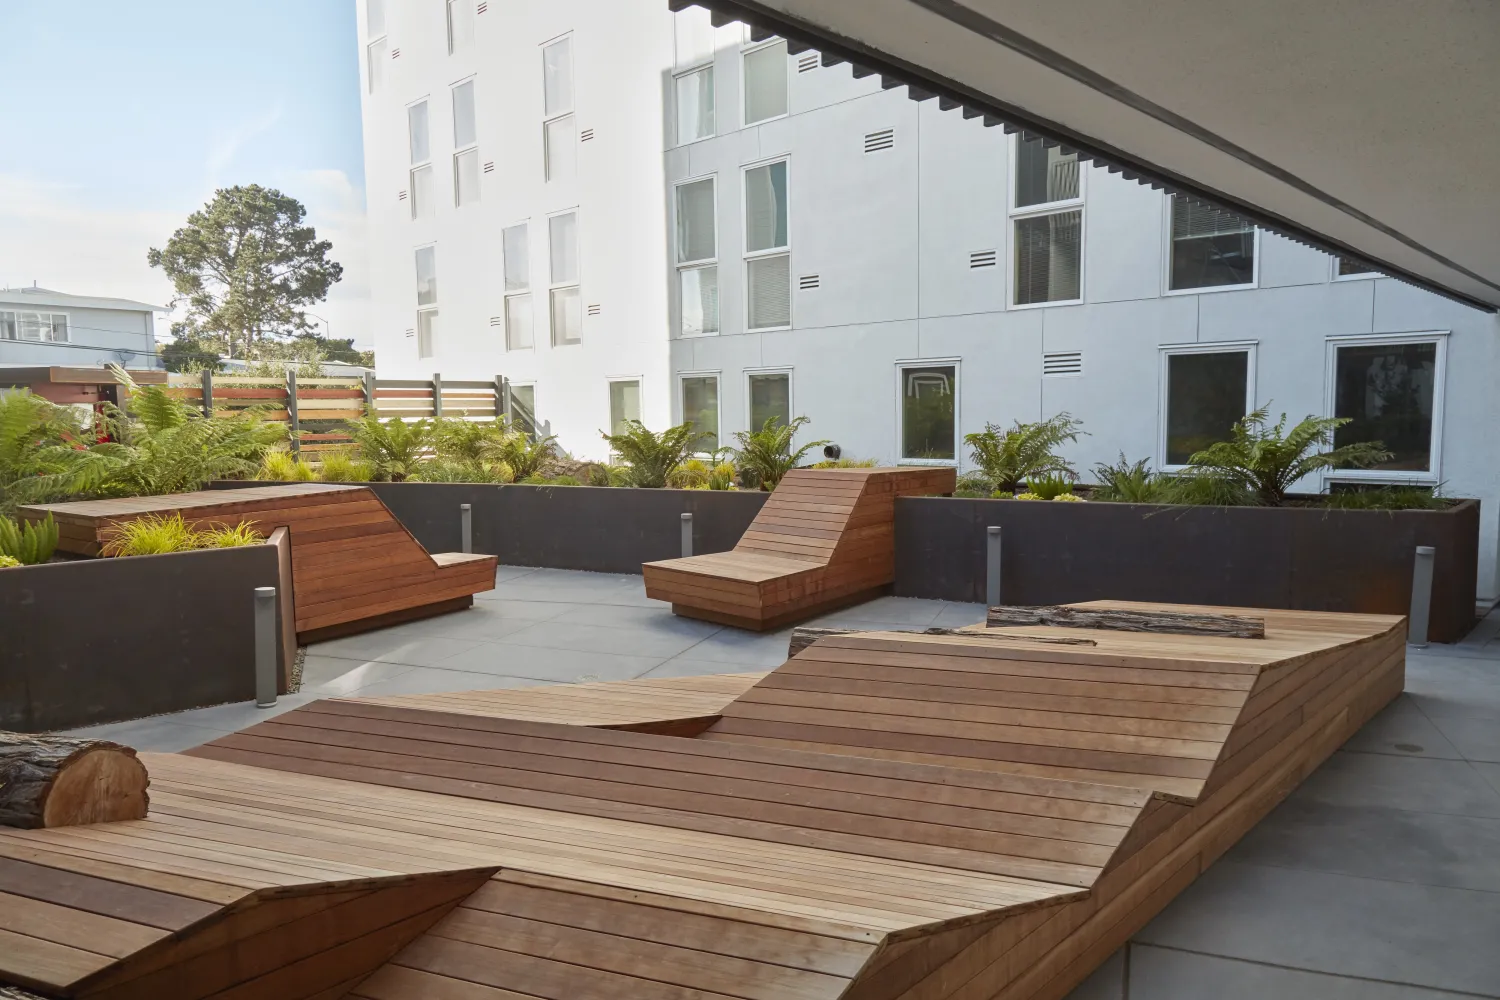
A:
677;0;1500;312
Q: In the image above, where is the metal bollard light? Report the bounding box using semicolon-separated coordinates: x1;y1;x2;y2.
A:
1408;545;1436;647
986;526;1002;608
681;512;694;558
460;503;473;554
254;586;278;708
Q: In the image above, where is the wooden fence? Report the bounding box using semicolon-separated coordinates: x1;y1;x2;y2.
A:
165;372;538;456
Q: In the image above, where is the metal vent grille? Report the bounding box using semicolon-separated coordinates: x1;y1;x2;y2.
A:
969;249;997;269
863;128;895;153
398;190;408;201
391;47;400;58
488;316;502;327
798;274;821;290
587;303;602;316
482;161;495;173
580;128;595;142
797;53;819;73
477;1;488;12
1042;351;1084;377
404;328;415;338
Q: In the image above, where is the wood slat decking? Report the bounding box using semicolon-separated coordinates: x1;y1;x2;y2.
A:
0;602;1406;1000
642;467;956;630
17;485;497;643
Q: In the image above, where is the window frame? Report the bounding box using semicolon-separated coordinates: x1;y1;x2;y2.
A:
446;0;474;55
607;375;645;437
678;370;722;455
1331;255;1380;282
673;63;716;146
547;208;582;347
1322;331;1448;486
741;38;789;127
507;382;539;437
407;97;434;221
674;174;719;338
1156;340;1259;472
1161;195;1261;296
450;77;479;208
3;310;69;343
741;156;791;332
744;367;793;431
366;38;388;94
1006;134;1086;310
894;358;961;467
501;221;533;352
541;34;576;185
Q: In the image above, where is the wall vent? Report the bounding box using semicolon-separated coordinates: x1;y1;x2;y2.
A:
1042;351;1084;377
404;328;415;338
580;128;595;142
477;1;488;12
398;190;408;201
798;274;821;290
488;316;502;327
587;303;602;316
797;53;820;73
863;128;895;154
969;249;997;269
391;48;400;59
482;161;495;173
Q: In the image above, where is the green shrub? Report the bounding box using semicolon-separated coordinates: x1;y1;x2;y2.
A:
728;416;829;491
669;458;738;490
0;554;20;569
344;414;433;481
811;456;878;469
259;450;317;481
412;458;514;483
196;521;265;548
0;513;58;564
600;420;699;488
316;450;374;482
964;413;1084;493
1025;473;1076;500
1091;455;1169;503
1186;406;1391;506
1323;485;1448;511
102;512;263;556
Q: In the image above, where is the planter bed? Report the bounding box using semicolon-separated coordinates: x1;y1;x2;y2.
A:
895;496;1480;641
0;542;287;732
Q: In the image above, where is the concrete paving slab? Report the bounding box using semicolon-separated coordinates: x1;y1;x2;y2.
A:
1285;750;1500;817
669;628;796;667
549;602;725;637
1127;945;1483;1000
639;658;770;680
1422;712;1500;762
1340;697;1464;759
335;666;564;699
496;620;710;659
1063;947;1124;999
435;642;665;682
300;658;417;697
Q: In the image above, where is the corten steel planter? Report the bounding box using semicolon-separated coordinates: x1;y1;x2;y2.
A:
0;543;288;733
212;481;770;574
894;496;1481;642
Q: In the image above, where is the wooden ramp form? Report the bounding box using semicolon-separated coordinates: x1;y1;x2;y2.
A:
642;466;956;630
18;485;496;642
0;603;1406;1000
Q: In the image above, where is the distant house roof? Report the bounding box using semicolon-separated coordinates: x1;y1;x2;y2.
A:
0;286;170;314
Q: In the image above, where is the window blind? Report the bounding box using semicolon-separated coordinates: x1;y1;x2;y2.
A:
675;68;715;144
676;179;716;263
1172;198;1254;241
743;40;788;124
748;254;791;328
1014;210;1081;304
745;161;787;252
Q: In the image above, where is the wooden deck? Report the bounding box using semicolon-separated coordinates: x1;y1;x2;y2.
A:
17;485;497;643
0;602;1405;1000
642;466;956;630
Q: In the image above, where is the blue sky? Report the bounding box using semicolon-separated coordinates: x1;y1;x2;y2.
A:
0;0;371;343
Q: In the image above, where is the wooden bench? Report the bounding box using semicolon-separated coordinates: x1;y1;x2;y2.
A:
18;484;497;643
642;466;955;630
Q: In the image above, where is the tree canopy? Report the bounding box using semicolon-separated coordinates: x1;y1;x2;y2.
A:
148;185;343;359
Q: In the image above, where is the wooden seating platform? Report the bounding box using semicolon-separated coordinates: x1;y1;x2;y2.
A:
0;602;1406;1000
642;466;956;630
18;485;497;643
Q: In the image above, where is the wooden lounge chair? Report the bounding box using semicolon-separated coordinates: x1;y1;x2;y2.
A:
642;465;956;629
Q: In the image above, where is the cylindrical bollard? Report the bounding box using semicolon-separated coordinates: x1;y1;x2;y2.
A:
460;503;473;554
986;526;1002;608
1408;545;1436;647
254;586;278;708
681;512;694;558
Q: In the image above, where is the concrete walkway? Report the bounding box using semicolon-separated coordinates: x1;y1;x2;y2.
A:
68;567;1500;999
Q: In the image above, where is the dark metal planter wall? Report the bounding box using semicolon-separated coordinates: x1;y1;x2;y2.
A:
894;497;1481;642
0;544;284;732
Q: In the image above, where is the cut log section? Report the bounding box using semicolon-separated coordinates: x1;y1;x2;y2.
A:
787;624;1098;658
0;732;149;828
987;604;1266;638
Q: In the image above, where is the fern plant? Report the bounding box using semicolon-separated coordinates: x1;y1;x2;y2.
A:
344;414;433;481
0;391;120;512
1025;473;1076;500
486;428;559;481
600;420;698;488
1091;455;1170;503
0;513;58;564
1187;407;1392;505
964;414;1085;493
729;417;829;491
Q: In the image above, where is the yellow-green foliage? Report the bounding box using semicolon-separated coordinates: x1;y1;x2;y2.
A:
1013;492;1044;501
0;555;20;568
102;513;263;557
1051;492;1085;502
316;450;375;482
811;456;879;469
667;459;738;490
259;450;317;481
0;513;59;564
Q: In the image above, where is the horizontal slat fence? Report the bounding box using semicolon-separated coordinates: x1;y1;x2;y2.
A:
166;372;528;457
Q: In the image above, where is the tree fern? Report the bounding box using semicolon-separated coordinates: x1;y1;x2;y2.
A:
1187;406;1392;505
964;413;1085;492
344;414;433;481
729;416;829;490
600;420;698;488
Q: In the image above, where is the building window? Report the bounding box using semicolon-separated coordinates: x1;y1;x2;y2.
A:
675;66;714;144
0;312;13;340
1331;336;1443;476
502;224;533;350
676;177;718;337
447;0;474;54
549;212;581;346
1010;135;1082;306
408;100;434;220
743;40;787;125
366;39;387;94
900;364;957;462
508;383;538;437
1161;347;1252;466
609;379;642;435
1;311;67;342
414;246;438;359
1335;256;1378;279
745;160;790;330
748;371;790;430
542;37;575;183
451;80;479;207
681;375;720;452
1169;196;1256;290
366;0;385;37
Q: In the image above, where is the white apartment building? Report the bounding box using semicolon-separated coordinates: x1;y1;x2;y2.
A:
356;0;1500;600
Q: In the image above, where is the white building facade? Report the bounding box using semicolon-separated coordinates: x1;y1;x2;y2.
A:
356;0;1500;601
0;287;164;370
